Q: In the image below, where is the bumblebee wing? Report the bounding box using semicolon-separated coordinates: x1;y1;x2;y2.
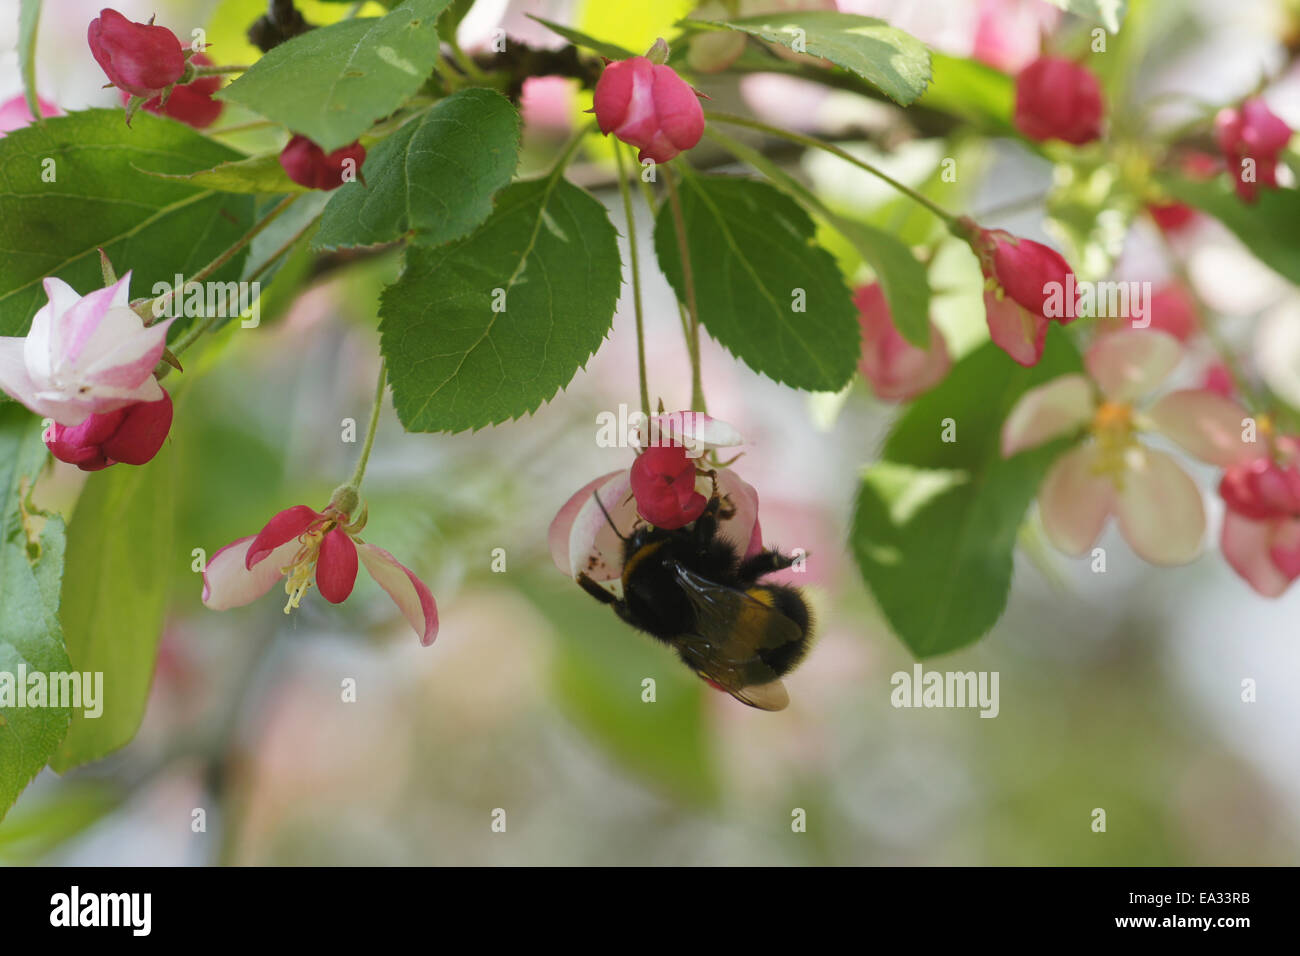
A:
670;563;800;711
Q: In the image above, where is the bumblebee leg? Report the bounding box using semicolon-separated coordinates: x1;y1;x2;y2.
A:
576;572;618;605
738;549;798;582
691;492;722;545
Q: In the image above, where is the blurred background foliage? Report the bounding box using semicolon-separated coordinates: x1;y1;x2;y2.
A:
1;0;1298;864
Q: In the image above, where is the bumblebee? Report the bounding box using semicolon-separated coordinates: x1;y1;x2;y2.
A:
576;487;814;711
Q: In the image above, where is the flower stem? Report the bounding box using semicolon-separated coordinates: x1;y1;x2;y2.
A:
705;110;958;225
613;143;651;419
350;359;388;490
166;204;322;362
148;193;300;325
665;164;706;414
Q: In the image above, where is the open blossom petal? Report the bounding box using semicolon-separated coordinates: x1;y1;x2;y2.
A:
316;527;359;604
1146;389;1256;467
634;410;742;454
984;289;1048;367
358;543;439;645
202;536;297;610
1269;518;1300;580
1114;448;1205;565
1001;373;1094;457
567;471;635;582
1038;445;1115;555
246;505;324;569
1222;512;1295;597
1085;329;1181;402
548;470;623;577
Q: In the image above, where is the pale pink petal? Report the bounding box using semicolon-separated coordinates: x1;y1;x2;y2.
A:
1115;448;1205;565
0;337;39;409
984;290;1047;367
1001;373;1094;457
635;410;743;457
202;536;296;610
1085;330;1181;402
1146;389;1257;467
1038;444;1115;555
568;471;637;581
715;468;761;556
1268;517;1300;580
24;278;82;380
79;312;173;389
1221;512;1292;597
357;542;439;645
548;469;623;575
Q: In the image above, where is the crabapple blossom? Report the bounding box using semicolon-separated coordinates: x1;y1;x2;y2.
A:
956;218;1076;366
87;8;186;99
202;501;438;645
120;52;223;128
1002;330;1257;565
592;52;705;164
1218;434;1300;597
0;272;171;426
45;388;173;471
854;283;951;401
279;135;367;191
1215;98;1293;202
1013;56;1104;146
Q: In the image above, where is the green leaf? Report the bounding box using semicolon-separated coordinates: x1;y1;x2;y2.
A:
516;575;717;806
314;89;521;251
850;328;1081;658
1160;176;1300;285
527;15;638;59
0;405;71;822
218;0;452;152
380;174;621;433
653;174;859;391
711;11;931;105
136;153;306;195
918;54;1015;136
0;109;254;338
1046;0;1127;33
703;127;932;347
0;781;120;863
18;1;42;126
50;430;176;772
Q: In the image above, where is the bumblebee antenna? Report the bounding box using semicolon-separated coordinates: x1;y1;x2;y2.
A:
592;490;628;541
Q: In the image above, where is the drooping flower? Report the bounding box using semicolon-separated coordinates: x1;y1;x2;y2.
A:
1215;98;1293;203
1219;433;1300;597
956;218;1075;366
279;135;366;191
1013;56;1104;145
0;93;61;135
0;272;171;426
854;283;951;401
202;501;438;645
1002;330;1257;564
121;52;223;128
550;413;758;589
87;8;186;99
592;51;705;164
45;388;173;471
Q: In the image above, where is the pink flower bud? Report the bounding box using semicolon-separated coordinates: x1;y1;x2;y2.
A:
630;444;707;529
1219;456;1300;521
0;93;61;136
279;135;366;191
854;283;951;401
1202;362;1234;398
1147;283;1199;341
1215;98;1292;203
46;389;173;471
1013;56;1104;145
87;8;186;98
121;52;223;128
961;220;1074;366
592;56;704;164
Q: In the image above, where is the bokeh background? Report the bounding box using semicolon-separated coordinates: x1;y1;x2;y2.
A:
1;0;1298;865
